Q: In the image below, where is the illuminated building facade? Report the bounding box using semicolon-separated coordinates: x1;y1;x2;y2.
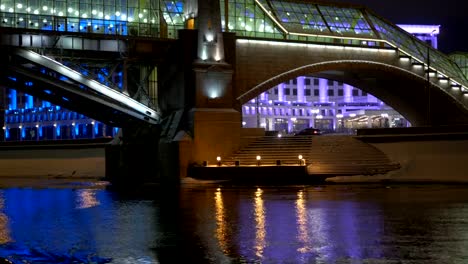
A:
0;0;184;38
241;24;441;134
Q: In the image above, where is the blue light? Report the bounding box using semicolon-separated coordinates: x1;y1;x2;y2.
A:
75;125;79;135
62;97;69;101
56;125;60;136
27;95;33;109
38;126;42;137
44;90;52;94
21;127;25;138
9;90;16;110
94;123;99;135
8;76;16;82
5;128;9;139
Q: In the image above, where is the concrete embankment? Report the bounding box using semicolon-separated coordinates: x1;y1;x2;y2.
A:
327;128;468;183
0;139;108;179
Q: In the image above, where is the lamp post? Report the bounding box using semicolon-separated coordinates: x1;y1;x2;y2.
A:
426;44;431;126
426;29;437;126
256;95;260;128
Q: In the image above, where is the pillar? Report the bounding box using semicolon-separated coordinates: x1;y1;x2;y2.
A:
319;78;328;103
185;0;243;167
297;76;305;102
278;83;285;102
148;66;159;109
344;83;353;103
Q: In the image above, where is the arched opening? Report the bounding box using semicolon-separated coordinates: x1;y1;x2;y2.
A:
241;76;409;135
237;61;468;134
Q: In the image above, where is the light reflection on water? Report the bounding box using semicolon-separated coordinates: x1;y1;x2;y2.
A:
0;191;11;245
0;183;468;263
254;188;266;259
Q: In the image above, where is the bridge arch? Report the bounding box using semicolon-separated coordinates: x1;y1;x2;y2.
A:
236;60;468;126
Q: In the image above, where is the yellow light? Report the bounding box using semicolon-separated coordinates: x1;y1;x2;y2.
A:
298;155;303;160
256;155;261;160
216;156;221;161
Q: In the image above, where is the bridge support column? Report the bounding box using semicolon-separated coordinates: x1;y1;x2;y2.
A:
105;125;162;187
190;108;241;165
189;62;241;166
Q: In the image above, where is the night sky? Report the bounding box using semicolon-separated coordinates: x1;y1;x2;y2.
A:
325;0;468;54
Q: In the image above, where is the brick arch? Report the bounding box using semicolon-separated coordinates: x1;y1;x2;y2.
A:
235;60;468;126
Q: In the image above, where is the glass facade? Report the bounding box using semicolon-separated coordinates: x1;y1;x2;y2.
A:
0;0;185;38
221;0;383;45
368;15;465;83
450;53;468;81
221;0;468;87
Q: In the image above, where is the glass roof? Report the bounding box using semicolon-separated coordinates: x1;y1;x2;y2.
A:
161;1;185;26
450;53;468;80
221;0;468;87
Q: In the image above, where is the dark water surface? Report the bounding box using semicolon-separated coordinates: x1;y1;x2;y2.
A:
1;180;468;263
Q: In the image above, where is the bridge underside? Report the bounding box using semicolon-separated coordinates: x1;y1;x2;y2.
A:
310;64;468;126
0;47;158;128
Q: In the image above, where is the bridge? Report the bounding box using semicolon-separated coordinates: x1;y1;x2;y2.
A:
0;0;467;182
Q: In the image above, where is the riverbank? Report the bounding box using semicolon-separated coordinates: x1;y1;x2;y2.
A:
1;130;468;186
327;131;468;184
0;139;107;179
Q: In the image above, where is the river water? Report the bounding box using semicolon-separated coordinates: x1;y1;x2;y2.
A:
0;179;468;264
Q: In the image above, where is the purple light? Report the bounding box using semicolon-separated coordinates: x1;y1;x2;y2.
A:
397;24;440;35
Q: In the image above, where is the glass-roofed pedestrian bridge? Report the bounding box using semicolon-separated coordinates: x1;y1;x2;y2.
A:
0;0;467;124
0;0;465;89
219;0;468;90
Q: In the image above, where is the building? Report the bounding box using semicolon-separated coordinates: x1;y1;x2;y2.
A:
241;24;441;134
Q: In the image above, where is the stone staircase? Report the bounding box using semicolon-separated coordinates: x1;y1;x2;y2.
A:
223;136;314;166
222;134;400;176
307;135;400;175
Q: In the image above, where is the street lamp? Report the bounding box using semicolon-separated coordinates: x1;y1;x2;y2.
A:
426;29;437;126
